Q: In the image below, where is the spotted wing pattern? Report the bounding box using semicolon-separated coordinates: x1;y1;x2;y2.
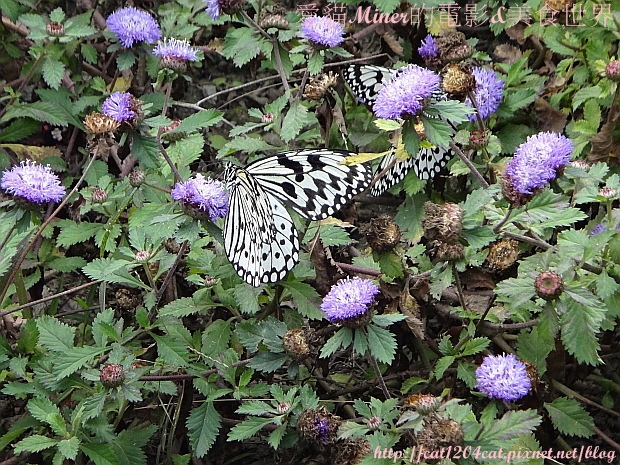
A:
343;64;456;195
223;149;372;286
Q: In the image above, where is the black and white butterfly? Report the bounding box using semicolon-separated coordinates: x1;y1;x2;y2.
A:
343;64;455;196
222;149;372;287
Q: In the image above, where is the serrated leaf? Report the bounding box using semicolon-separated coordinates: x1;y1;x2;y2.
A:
0;100;70;126
434;356;455;379
480;409;541;441
402;121;419;157
14;435;58;454
46;256;87;272
247;351;288;372
131;133;160;169
219;136;278;156
517;327;553;376
545;397;594;437
55;220;101;247
159;297;212;318
0;118;41;142
281;100;315;142
116;50;136;71
233;284;262;314
55;346;104;379
460;337;489;356
307;52;324;75
28;397;67;436
227;417;272;442
202;319;231;357
42;57;65;89
168;110;223;134
221;27;264;67
153;334;189;367
82;258;149;290
187;402;221;457
113;426;157;465
282;281;322;319
36;315;74;351
267;424;286;449
320;327;353;358
559;293;604;365
80;443;118;465
83;391;107;420
57;437;80;460
366;325;396;364
318;224;351;246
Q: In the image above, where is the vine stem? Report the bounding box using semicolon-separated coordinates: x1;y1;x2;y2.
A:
0;153;100;311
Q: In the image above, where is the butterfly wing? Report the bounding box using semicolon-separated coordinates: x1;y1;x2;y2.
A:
244;148;372;221
343;64;395;110
344;64;457;195
224;168;299;286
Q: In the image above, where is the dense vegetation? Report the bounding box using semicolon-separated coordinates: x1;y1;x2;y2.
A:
0;0;619;464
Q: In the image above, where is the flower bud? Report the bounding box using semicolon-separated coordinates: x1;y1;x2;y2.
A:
534;271;563;300
100;364;124;388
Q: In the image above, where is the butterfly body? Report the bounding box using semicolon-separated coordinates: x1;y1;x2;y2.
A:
222;149;372;286
343;64;456;195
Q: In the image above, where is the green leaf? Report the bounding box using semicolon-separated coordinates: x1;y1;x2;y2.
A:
36;315;74;351
267;424;286;449
434;356;455;379
219;136;278;156
320;327;353;358
113;426;157;465
116;50;136;71
545;397;594;437
227;417;272;442
57;437;80;460
595;270;619;300
80;443;118;465
427;100;472;126
28;397;67;436
281;100;315;142
82;258;149;290
131;133;160;168
46;256;87;272
372;0;400;13
42;57;65;89
201;319;231;357
318;224;352;246
401;121;419;158
572;86;602;111
233;284;262;314
282;282;323;319
0;100;70;127
307;52;324;75
0;118;41;142
187;402;221;457
221;27;264;67
560;291;605;365
479;409;541;441
517;327;553;376
352;328;368;356
81;43;98;64
55;346;105;379
377;252;403;279
168;110;223;134
366;325;397;364
55;220;101;248
153;334;189;367
247;351;288;372
159;297;212;318
14;435;58;454
460;337;489;356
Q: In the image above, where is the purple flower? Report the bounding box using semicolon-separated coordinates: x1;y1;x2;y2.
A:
102;92;136;122
321;277;380;323
465;67;505;121
418;34;439;59
106;7;161;48
591;223;607;236
504;132;573;195
373;65;441;120
153;38;199;69
316;418;329;442
204;0;221;20
475;354;531;401
171;174;229;221
1;161;65;204
300;16;345;48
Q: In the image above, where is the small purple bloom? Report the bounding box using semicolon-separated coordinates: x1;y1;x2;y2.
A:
591;223;607;236
316;418;329;442
1;161;65;204
300;16;345;48
475;354;531;401
171;174;229;221
373;65;441;120
418;34;439;59
102;92;136;123
504;132;573;195
153;38;199;69
106;7;161;48
321;277;380;323
465;67;505;121
204;0;221;20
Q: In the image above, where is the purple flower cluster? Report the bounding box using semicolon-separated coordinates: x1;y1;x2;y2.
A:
475;354;531;401
205;0;221;20
466;67;505;121
101;92;136;123
153;38;199;62
300;16;345;48
418;34;439;59
373;65;441;120
171;175;229;221
504;132;573;195
591;223;607;237
106;7;161;48
320;277;380;323
316;418;329;442
1;161;65;204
